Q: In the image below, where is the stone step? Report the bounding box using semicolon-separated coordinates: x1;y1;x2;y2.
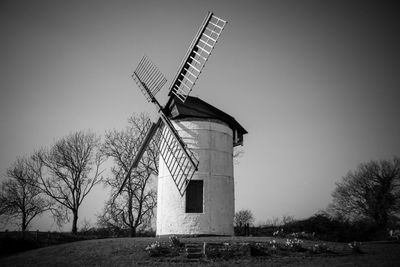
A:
185;243;203;248
204;242;225;251
185;244;203;250
186;252;203;259
185;243;204;259
186;247;203;253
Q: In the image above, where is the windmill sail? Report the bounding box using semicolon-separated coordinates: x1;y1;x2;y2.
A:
168;12;227;103
118;114;199;196
127;54;200;197
153;118;199;196
118;118;160;194
132;55;167;102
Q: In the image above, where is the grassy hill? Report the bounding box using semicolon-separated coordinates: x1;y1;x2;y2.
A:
0;236;399;266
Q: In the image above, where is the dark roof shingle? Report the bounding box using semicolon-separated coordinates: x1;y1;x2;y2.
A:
165;96;247;146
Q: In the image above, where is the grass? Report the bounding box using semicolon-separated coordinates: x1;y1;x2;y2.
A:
0;231;101;257
0;236;399;266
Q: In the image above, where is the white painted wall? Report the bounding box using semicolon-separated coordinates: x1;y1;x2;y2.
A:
156;119;234;236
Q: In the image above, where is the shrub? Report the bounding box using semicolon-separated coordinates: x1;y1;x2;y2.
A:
284;238;305;252
144;238;182;257
311;243;330;254
348;241;363;254
169;235;182;247
145;241;169;257
249;243;269;256
272;228;285;237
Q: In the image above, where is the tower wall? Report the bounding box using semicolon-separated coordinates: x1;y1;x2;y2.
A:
156;119;234;236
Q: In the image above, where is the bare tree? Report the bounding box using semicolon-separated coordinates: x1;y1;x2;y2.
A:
281;215;295;225
234;209;255;227
79;218;93;233
0;157;50;232
328;156;400;230
234;209;254;236
33;131;104;233
97;198;126;234
99;113;158;237
262;217;281;227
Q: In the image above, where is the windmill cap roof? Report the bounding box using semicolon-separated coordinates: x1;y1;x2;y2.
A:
166;96;247;146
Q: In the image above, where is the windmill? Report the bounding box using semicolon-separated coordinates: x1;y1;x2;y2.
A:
121;12;247;236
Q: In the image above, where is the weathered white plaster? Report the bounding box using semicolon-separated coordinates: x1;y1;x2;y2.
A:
156;119;234;236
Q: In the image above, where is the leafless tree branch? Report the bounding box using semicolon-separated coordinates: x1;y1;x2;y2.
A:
98;113;158;237
32;131;104;233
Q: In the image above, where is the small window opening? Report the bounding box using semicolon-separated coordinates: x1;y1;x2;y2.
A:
185;180;203;213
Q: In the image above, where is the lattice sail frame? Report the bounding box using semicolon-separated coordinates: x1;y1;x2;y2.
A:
168;13;227;103
129;55;201;196
132;55;167;102
118;116;199;196
153;120;199;196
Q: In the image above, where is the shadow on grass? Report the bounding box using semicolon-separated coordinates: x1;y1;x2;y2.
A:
0;236;39;257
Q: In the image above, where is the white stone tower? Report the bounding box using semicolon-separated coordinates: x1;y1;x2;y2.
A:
156;96;247;236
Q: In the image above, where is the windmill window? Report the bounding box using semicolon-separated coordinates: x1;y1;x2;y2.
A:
185;180;203;213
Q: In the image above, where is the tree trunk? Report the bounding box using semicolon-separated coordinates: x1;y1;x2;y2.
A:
21;212;27;233
130;227;136;237
21;213;27;238
72;210;78;234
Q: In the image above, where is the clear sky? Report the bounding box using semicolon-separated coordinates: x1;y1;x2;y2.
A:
1;0;400;230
